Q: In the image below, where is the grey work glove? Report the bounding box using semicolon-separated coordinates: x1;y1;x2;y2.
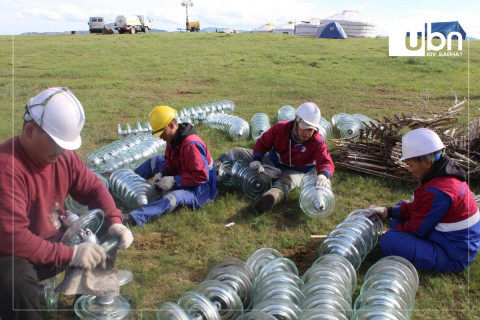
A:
249;160;265;173
157;176;175;191
70;243;106;270
108;223;134;249
315;174;330;188
369;205;388;221
152;172;163;186
263;164;282;179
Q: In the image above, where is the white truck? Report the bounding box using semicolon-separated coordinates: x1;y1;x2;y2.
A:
88;17;105;33
114;15;153;34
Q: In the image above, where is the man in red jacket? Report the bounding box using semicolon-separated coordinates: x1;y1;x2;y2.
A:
215;102;335;213
371;128;480;272
0;87;133;320
124;106;219;226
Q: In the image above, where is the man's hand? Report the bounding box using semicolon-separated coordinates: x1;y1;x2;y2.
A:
69;243;106;270
152;172;163;186
108;223;134;248
249;161;265;173
157;176;175;191
315;174;330;188
369;205;388;221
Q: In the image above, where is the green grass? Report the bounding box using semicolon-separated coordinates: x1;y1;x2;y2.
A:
0;33;479;319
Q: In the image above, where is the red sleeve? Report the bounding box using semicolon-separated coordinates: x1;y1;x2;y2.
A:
68;152;122;226
0;169;74;270
252;125;276;159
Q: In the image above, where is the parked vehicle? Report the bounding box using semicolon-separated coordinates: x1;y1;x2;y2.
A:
114;15;153;34
88;17;105;34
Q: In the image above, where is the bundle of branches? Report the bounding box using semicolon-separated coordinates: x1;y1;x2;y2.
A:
331;99;480;181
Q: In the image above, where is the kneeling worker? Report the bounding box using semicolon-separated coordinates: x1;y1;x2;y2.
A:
371;128;480;272
124;106;219;226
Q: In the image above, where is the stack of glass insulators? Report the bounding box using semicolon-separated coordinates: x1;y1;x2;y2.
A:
299;254;356;320
299;170;335;218
205;113;250;141
249;251;304;320
318;209;384;270
109;168;156;210
117;120;152;138
277;105;296;122
318;117;333;140
85;133;166;175
331;113;377;139
250;113;271;141
218;160;271;198
65;172;110;215
158;258;254;320
178;100;236;125
352;256;418;320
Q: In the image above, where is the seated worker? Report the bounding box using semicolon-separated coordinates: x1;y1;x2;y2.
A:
0;87;133;320
124;106;219;226
215;102;335;214
371;128;480;272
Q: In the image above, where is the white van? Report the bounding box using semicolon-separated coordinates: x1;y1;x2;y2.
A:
88;17;105;33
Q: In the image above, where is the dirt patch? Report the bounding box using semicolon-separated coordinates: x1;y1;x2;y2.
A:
282;242;319;276
133;231;180;251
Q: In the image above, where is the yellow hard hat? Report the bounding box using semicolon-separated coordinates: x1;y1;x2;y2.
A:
148;106;178;137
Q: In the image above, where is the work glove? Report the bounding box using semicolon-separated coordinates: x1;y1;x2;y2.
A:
315;174;330;188
369;205;388;221
152;172;163;187
157;176;175;191
108;223;134;249
263;164;282;179
249;160;265;173
70;243;106;270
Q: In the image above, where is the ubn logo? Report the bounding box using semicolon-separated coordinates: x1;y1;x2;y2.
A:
389;22;463;56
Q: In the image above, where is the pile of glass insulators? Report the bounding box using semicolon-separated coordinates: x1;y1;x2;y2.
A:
177;100;236;125
157;247;360;320
118;120;152;138
251;113;271;141
318;209;384;270
218;160;271;199
65;172;110;215
299;170;335;218
331;113;378;138
109;168;156;210
84;133;166;175
205;114;250;141
352;256;418;320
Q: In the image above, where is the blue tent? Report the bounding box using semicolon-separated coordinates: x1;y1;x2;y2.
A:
407;21;466;40
314;22;348;39
428;21;466;40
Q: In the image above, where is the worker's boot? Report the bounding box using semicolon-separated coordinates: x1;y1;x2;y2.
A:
252;188;285;214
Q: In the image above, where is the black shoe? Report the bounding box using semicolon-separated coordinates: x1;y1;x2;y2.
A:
252;193;276;215
122;214;136;226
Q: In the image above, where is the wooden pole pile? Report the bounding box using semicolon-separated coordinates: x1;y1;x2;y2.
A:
331;100;480;181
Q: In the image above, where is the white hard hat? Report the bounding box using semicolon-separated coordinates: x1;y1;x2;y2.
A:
295;102;321;130
399;128;445;161
24;87;85;150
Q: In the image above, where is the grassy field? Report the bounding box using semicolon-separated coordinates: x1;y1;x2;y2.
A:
0;32;479;319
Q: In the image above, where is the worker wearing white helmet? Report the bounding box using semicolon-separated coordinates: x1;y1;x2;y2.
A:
215;102;335;214
0;87;133;319
371;128;480;272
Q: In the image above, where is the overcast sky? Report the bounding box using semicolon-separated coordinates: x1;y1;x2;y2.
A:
2;0;480;38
